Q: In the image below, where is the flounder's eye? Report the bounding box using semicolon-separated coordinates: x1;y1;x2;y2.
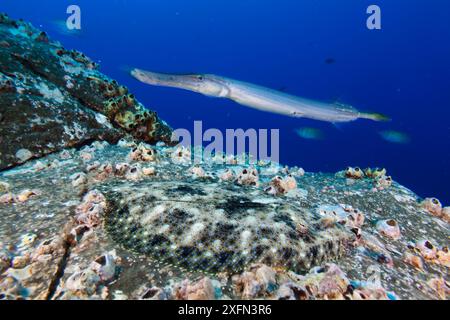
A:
197;75;204;81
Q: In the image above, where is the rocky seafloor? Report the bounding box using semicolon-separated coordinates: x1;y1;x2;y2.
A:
0;140;448;300
0;14;449;300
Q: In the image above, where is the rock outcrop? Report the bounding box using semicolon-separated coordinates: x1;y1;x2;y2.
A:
0;13;173;170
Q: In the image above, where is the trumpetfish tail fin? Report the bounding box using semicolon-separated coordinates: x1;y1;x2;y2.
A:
359;112;391;122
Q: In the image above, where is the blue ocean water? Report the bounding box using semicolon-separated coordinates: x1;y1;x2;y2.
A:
2;0;449;202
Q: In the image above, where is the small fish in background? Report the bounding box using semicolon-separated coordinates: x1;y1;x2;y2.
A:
325;58;336;64
295;127;325;140
379;130;410;144
49;20;83;37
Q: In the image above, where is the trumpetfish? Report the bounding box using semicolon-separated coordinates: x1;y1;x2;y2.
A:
131;69;389;123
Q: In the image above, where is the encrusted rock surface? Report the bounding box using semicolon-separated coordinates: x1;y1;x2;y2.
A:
0;13;173;170
0;140;448;300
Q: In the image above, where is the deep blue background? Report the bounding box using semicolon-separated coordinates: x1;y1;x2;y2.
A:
1;0;449;203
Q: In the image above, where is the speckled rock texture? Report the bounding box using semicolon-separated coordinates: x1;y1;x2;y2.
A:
0;13;173;171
